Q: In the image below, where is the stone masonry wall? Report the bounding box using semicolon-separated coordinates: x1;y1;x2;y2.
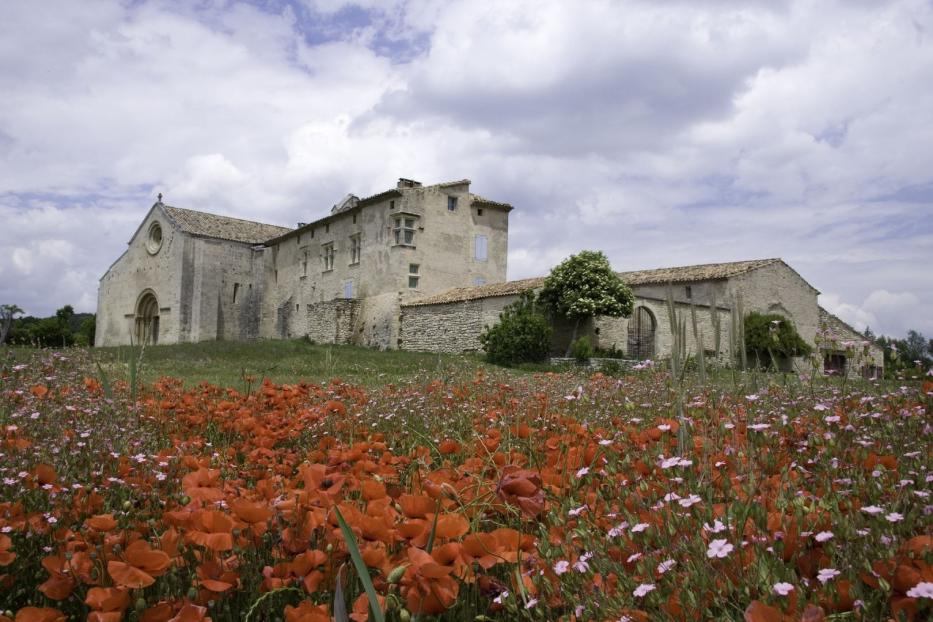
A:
308;299;360;344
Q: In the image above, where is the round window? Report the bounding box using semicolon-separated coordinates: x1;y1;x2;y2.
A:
146;222;163;255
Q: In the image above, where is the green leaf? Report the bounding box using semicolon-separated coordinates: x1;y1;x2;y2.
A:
334;506;385;622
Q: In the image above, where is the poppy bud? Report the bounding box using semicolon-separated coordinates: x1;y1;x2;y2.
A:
135;598;147;613
398;609;411;622
180;495;190;505
4;611;13;619
187;586;199;599
123;500;132;511
387;564;407;584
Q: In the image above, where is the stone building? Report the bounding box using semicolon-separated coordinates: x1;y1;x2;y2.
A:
97;176;881;377
96;178;510;349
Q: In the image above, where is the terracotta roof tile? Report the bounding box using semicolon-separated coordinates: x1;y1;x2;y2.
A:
617;258;781;285
162;205;291;244
818;306;870;342
403;259;783;307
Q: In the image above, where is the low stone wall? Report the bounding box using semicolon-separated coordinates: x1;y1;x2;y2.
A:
399;295;516;352
307;299;359;344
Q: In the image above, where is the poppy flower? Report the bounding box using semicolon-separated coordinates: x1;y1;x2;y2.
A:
13;608;66;622
401;547;459;615
108;540;171;588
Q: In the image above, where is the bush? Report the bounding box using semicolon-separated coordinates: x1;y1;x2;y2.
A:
570;336;593;362
480;293;552;367
745;312;812;366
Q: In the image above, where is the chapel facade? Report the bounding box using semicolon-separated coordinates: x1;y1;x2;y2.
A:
96;177;882;378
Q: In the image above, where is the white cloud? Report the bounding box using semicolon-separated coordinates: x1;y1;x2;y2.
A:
0;0;930;339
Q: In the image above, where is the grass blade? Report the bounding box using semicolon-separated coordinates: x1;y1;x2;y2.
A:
333;564;350;622
334;506;385;622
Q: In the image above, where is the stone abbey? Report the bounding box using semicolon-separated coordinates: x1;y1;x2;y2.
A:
97;177;882;377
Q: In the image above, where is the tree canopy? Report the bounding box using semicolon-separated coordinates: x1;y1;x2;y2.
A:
537;250;634;322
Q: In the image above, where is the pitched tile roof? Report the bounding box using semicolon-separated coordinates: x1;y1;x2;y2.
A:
470;193;513;211
818;306;870;343
617;258;781;285
403;259;784;307
161;205;292;244
403;277;545;306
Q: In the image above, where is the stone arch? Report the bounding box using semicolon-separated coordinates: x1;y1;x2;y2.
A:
135;290;160;345
627;306;656;360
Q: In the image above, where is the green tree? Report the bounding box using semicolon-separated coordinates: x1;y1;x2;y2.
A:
0;304;24;345
537;250;634;355
479;292;552;366
744;312;811;368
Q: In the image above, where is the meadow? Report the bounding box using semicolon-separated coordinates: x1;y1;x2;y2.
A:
0;344;930;621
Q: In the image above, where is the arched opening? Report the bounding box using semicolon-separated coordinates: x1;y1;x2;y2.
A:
627;306;656;360
135;292;160;345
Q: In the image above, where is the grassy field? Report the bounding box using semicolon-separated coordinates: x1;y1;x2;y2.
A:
0;343;929;621
88;339;503;390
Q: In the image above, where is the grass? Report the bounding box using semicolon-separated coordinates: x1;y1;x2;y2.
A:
89;339;497;390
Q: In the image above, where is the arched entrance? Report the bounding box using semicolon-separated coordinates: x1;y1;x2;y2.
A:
627;306;656;359
135;292;159;345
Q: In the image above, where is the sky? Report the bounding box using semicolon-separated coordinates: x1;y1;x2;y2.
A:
1;0;931;338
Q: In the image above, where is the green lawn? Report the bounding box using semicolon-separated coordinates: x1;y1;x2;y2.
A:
91;338;499;389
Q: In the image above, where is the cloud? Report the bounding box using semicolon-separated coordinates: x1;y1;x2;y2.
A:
0;0;930;339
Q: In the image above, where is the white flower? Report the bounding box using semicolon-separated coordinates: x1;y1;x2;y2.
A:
553;560;570;575
707;539;734;558
631;522;649;533
814;531;834;542
817;568;841;584
861;505;884;515
576;466;590;478
906;581;933;599
773;582;795;596
657;559;676;574
632;583;655;598
679;494;702;508
885;512;904;523
704;519;727;533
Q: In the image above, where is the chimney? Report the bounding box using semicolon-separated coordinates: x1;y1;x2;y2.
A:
397;178;422;189
297;222;307;228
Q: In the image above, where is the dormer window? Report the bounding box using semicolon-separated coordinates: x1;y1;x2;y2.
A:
393;215;417;246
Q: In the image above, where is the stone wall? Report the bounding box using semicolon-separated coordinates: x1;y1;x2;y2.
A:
399;295;514;352
97;207;185;346
594;298;733;362
308;299;360;344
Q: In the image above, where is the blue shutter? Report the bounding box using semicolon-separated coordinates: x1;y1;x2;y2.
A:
474;234;488;261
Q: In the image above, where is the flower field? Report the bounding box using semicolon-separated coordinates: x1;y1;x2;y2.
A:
0;349;931;621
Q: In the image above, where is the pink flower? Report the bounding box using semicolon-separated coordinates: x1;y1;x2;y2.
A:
707;539;734;558
576;466;590;478
906;581;933;599
814;531;834;542
553;560;570;575
885;512;904;523
773;582;794;596
861;505;884;515
817;568;840;584
632;583;655;598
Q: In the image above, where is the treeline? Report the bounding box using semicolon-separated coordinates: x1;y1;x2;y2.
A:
1;304;96;347
866;327;933;378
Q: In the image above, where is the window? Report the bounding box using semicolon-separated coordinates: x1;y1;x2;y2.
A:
146;222;163;255
393;216;416;246
685;285;692;299
310;228;314;238
302;251;308;276
408;263;419;289
477;208;483;216
474;234;488;261
325;223;330;233
232;283;240;303
322;243;335;271
349;234;361;265
473;276;486;286
447;196;458;211
390;200;395;210
344;281;354;299
352;213;357;224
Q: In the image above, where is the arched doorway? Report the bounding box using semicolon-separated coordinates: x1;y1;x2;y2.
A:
627;306;655;359
135;292;159;345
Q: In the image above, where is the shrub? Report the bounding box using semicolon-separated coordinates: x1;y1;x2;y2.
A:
744;312;812;366
537;250;634;355
480;293;552;366
570;336;593;362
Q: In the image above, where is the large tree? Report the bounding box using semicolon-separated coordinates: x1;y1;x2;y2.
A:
0;304;24;345
537;250;634;355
